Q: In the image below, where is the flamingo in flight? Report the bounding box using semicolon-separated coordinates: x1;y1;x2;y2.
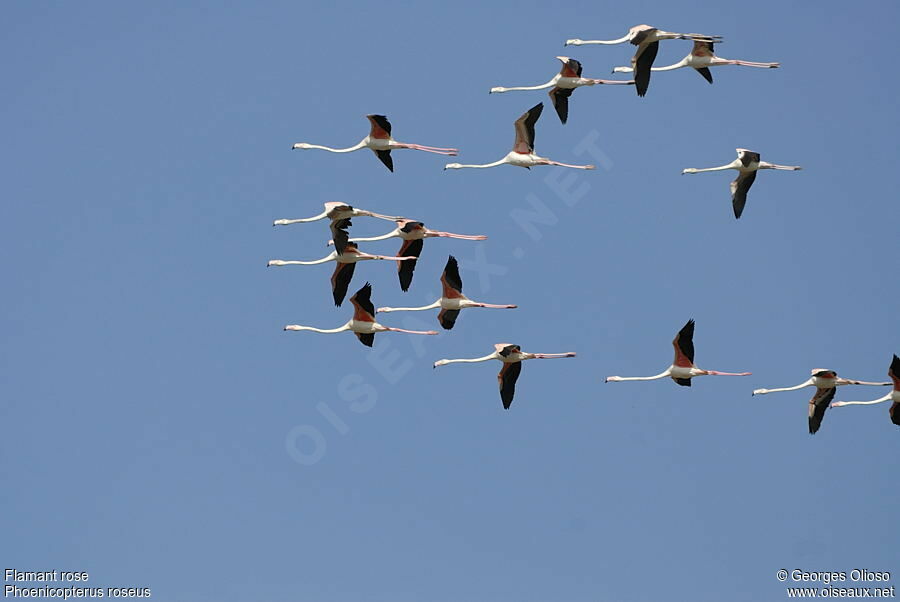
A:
753;369;891;434
489;57;634;124
682;148;802;219
284;283;438;347
605;319;751;387
565;25;721;96
327;219;487;291
377;255;517;329
612;41;779;84
273;202;400;227
444;103;595;171
434;344;576;409
291;115;458;172
267;219;416;306
830;355;900;427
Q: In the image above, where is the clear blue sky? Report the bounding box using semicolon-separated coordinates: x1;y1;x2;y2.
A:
3;1;898;600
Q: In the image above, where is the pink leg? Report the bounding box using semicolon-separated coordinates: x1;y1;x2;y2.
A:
728;60;779;68
542;160;596;170
474;303;517;309
591;79;635;85
407;142;460;151
397;143;458;156
532;352;577;359
385;327;439;335
704;370;752;376
360;253;418;261
428;230;488;240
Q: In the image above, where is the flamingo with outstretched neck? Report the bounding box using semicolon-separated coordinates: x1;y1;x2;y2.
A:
444;103;594;171
283;283;437;347
377;256;516;329
605;319;751;386
434;343;576;409
489;56;634;123
292;115;458;172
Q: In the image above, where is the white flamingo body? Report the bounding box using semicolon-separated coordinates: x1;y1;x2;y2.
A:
444;103;594;171
292;115;458;172
605;319;751;386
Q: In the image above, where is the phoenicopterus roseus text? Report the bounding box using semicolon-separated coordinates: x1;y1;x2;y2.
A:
565;25;721;96
612;40;779;84
444;103;594;171
682;148;802;219
292;115;458;172
605;319;751;386
434;344;576;409
273;202;400;227
283;283;438;347
377;255;516;329
489;57;634;123
267;219;416;306
327;220;487;291
753;368;891;434
830;355;900;427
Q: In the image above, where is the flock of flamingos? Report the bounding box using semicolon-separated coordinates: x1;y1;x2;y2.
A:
268;24;899;433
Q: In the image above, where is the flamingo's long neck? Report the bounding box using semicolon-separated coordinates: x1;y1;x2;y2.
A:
752;379;814;395
284;324;349;334
273;212;328;226
297;140;367;153
377;300;441;313
437;354;498;365
650;59;689;72
490;78;558;93
835;394;893;407
446;159;508;169
567;34;631;45
608;370;672;382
